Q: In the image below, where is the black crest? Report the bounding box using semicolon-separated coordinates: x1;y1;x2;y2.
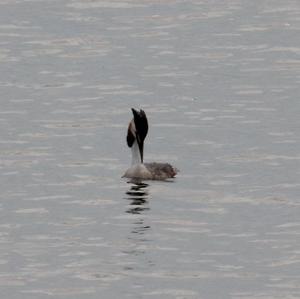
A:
131;108;148;143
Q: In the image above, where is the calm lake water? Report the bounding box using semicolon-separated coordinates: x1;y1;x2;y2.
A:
0;1;300;298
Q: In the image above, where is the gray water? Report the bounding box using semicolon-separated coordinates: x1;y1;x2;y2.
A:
0;1;300;298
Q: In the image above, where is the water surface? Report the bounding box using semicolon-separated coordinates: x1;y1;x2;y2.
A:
0;0;300;298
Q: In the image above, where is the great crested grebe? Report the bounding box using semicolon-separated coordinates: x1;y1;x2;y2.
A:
123;108;178;180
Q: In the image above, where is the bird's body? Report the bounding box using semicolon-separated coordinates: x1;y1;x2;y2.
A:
123;108;178;180
123;162;177;180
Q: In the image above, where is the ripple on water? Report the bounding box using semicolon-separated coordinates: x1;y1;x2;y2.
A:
0;0;300;298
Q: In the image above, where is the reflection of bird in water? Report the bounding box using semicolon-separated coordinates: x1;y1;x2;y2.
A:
126;181;149;215
124;182;153;268
123;108;178;180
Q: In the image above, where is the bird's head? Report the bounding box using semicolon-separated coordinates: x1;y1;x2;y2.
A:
126;108;148;163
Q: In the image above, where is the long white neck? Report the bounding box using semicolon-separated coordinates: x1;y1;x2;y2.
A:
131;140;142;166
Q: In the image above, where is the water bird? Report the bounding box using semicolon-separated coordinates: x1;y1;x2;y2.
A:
123;108;178;180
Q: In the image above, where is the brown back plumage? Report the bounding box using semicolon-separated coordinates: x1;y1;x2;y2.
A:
126;121;135;147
